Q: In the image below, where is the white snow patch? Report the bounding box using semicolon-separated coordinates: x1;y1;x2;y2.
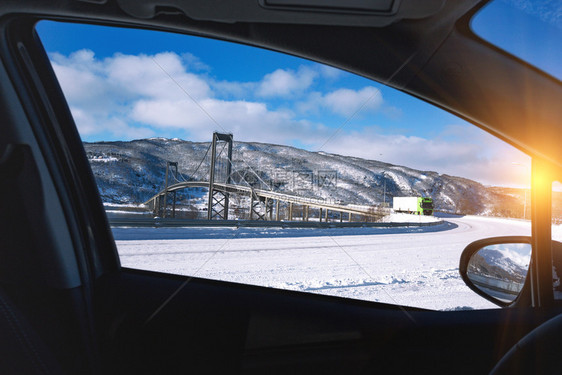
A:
112;215;532;311
552;224;562;241
89;156;119;163
381;213;439;223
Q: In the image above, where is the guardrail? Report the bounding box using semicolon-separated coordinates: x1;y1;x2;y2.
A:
109;217;443;228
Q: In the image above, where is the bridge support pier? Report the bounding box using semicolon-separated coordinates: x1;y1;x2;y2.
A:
209;191;229;220
250;192;266;220
154;195;166;217
266;198;274;220
171;191;177;218
276;200;280;221
250;194;254;220
207;132;233;220
288;203;293;221
152;196;159;216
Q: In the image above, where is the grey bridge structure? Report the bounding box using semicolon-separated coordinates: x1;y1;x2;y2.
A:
144;132;383;222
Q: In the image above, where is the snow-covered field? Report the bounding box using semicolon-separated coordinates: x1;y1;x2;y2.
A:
113;215;534;311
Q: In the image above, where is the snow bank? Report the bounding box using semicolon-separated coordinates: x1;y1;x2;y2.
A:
112;222;455;241
114;215;531;311
381;213;440;223
552;224;562;241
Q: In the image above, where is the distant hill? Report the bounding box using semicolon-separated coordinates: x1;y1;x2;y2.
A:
469;248;529;284
84;138;529;217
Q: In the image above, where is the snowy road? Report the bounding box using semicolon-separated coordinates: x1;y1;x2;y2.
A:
113;215;532;311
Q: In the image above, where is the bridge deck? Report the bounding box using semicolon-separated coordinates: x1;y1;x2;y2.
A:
144;181;386;217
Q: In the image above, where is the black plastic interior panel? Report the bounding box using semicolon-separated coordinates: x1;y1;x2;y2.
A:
97;268;562;375
114;0;444;26
262;0;395;13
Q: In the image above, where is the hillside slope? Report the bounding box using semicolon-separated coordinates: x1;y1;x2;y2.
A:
85;138;525;216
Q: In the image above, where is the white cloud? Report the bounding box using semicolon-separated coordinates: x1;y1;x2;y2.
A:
210;80;256;99
50;51;107;106
181;52;211;72
298;86;384;118
257;66;317;97
319;65;343;80
320;125;530;187
130;97;330;144
50;49;529;187
211;65;342;101
107;52;212;100
323;87;383;117
69;106;155;139
506;0;562;28
51;50;328;144
51;50;165;138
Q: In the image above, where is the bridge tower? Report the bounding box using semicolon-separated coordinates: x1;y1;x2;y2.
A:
153;161;178;218
163;161;178;218
207;132;233;220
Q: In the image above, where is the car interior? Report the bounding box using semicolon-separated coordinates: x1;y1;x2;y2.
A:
1;0;562;374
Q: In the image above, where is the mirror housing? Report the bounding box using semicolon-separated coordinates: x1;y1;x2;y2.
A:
459;236;532;307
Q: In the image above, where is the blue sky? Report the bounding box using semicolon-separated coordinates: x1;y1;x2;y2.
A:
472;0;561;81
35;0;560;187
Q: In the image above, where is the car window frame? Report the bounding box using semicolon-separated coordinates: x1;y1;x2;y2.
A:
8;13;558;311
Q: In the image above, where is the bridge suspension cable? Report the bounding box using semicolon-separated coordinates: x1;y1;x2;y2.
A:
150;132;384;222
186;143;212;181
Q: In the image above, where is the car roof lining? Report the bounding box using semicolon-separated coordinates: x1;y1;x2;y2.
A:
114;0;446;26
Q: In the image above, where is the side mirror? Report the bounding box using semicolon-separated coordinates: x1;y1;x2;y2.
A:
459;237;532;307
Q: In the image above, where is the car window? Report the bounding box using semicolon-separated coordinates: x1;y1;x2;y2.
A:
37;20;533;311
471;0;562;81
552;182;562;299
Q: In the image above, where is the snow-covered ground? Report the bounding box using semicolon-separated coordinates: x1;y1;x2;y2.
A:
380;212;439;223
113;215;534;311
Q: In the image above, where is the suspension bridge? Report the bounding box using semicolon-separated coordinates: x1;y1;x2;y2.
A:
143;132;385;222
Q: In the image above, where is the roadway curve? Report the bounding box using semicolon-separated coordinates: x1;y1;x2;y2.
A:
114;215;531;311
436;214;531;242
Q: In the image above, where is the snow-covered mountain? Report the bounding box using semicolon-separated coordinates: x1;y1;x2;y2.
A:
84;138;524;216
469;248;529;283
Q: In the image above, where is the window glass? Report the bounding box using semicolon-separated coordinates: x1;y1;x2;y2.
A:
37;21;532;310
471;0;562;81
552;182;562;300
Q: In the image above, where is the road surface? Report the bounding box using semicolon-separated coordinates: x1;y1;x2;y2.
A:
113;215;531;310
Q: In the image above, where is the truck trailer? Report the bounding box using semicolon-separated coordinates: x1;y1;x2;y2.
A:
392;197;434;215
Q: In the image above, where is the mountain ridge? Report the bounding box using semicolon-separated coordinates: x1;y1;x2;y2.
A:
84;138;526;217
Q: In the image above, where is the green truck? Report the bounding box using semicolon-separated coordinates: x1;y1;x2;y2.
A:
392;196;434;216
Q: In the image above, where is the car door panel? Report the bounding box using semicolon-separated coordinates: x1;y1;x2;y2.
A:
94;268;562;374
